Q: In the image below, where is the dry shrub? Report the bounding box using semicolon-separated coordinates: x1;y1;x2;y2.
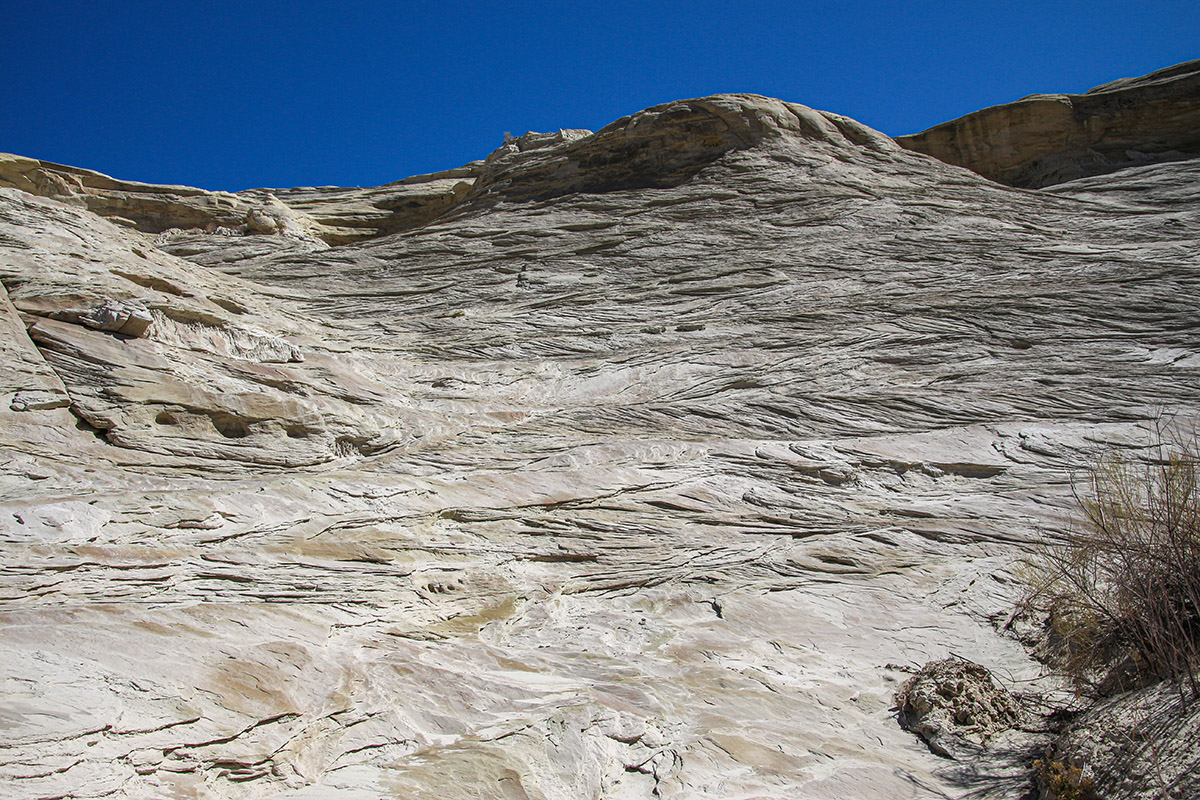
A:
1032;754;1098;800
1032;423;1200;699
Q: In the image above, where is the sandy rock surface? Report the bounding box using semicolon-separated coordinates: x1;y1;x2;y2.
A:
1047;681;1200;800
1;69;1199;799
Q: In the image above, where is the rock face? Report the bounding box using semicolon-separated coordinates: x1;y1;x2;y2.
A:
1;63;1198;799
896;59;1200;187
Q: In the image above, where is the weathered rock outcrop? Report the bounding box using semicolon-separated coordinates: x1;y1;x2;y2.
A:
0;153;484;245
0;65;1197;800
0;153;324;237
896;59;1200;187
896;658;1024;760
270;162;483;244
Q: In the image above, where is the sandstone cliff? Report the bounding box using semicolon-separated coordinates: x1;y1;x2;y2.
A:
0;68;1197;799
896;59;1200;187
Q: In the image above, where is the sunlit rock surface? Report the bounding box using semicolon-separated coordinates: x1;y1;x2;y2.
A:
1;70;1198;799
896;59;1200;188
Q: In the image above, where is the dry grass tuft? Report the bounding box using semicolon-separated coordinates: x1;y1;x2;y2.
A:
1029;422;1200;699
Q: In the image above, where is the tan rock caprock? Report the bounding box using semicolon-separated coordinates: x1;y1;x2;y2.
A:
896;59;1200;187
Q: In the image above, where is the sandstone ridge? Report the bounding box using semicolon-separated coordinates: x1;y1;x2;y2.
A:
1;94;898;245
460;94;896;207
896;58;1200;188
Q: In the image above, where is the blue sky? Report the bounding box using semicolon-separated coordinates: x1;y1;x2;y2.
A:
2;1;1196;191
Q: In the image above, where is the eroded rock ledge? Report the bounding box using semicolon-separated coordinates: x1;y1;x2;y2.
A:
896;59;1200;187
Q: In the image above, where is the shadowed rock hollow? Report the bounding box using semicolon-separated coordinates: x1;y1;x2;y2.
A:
1;67;1198;799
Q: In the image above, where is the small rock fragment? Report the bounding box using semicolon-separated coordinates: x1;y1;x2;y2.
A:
9;389;71;412
70;299;154;337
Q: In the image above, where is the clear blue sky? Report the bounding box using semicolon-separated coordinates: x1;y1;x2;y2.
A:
2;1;1195;191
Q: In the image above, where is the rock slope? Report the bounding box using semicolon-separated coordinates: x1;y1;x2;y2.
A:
1;71;1198;799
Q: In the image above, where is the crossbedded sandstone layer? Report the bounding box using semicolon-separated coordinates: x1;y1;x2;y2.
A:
0;73;1197;799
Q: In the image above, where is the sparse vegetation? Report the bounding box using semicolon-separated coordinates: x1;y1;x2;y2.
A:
1029;422;1200;699
1032;754;1099;800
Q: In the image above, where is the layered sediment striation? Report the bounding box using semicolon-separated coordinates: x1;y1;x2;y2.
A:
1;63;1197;799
